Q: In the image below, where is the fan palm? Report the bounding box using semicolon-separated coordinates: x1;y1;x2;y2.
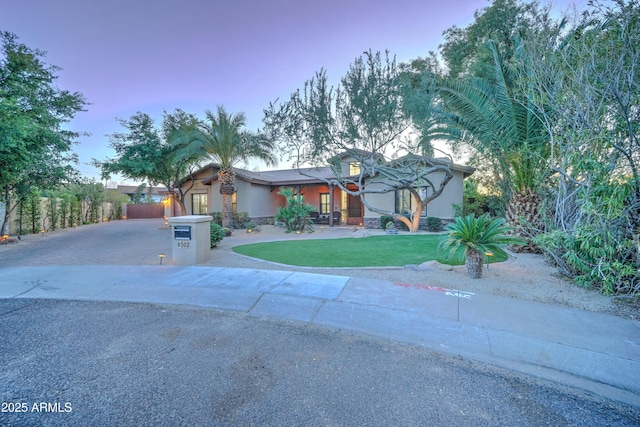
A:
439;214;524;279
180;106;277;228
438;41;550;251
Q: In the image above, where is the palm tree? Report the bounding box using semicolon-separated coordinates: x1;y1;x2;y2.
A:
439;214;524;279
183;106;277;228
438;41;550;252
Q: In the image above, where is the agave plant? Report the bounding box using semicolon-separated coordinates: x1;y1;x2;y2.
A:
439;214;524;279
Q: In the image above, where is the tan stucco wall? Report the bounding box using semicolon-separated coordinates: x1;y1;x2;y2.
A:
183;178;212;215
251;183;280;216
181;168;216;215
208;181;222;212
427;170;464;219
236;181;281;217
363;169;465;220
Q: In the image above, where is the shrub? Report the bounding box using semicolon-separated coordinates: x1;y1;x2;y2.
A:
210;222;225;248
380;215;394;229
425;217;442;232
209;211;250;229
104;189;129;221
275;187;315;233
234;212;250;228
46;197;59;231
210;212;222;225
455;180;506;217
535;179;639;295
21;190;41;234
245;220;260;232
385;220;396;230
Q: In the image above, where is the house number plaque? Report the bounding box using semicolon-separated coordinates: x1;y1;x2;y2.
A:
174;225;191;240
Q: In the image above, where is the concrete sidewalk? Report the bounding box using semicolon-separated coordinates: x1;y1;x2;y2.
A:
1;264;639;407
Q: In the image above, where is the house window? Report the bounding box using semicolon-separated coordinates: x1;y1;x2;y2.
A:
232;192;237;213
319;193;330;214
395;188;428;216
395;189;412;216
349;162;361;175
192;194;208;215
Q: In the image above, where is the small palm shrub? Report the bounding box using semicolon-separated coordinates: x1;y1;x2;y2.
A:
210;222;225;248
439;214;523;279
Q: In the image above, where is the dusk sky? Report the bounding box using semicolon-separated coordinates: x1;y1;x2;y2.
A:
2;0;582;183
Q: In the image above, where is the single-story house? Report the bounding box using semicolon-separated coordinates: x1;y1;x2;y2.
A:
176;153;474;229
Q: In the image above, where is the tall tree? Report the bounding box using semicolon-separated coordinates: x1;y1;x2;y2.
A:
181;105;277;228
439;0;549;78
430;0;558;249
438;40;551;251
96;109;201;215
264;51;453;233
399;55;460;157
525;0;640;294
0;32;86;235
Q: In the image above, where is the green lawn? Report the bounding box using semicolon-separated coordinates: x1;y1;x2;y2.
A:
232;235;507;267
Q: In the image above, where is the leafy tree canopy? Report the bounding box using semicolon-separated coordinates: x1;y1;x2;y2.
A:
95;109;201;215
172;105;277;227
183;105;278;171
264;50;453;232
0;32;86;235
439;0;551;78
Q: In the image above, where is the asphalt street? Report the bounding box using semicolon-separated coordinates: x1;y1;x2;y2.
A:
1;299;639;426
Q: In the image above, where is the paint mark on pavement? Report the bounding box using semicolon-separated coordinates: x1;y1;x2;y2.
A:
393;282;475;299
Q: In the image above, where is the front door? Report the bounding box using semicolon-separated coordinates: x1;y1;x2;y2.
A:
346;194;363;225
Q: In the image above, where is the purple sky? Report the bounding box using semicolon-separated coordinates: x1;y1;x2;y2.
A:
2;0;581;183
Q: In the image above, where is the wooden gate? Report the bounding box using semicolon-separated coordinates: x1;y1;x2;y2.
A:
124;204;164;219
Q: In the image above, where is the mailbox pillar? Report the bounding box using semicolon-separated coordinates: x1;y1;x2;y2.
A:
168;215;213;265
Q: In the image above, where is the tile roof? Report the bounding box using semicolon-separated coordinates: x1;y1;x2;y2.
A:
195;155;475;187
200;165;337;186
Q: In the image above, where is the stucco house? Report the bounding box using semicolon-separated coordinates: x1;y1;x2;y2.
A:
176;153;474;229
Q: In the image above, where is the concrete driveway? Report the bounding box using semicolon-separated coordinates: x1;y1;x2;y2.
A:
0;219;174;267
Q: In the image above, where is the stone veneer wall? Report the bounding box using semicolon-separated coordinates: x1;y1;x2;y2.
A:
363;217;453;231
249;216;275;226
